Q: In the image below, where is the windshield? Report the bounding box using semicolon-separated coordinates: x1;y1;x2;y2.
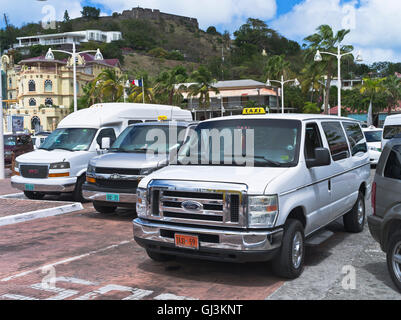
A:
40;128;97;151
364;130;383;143
4;136;16;146
110;125;187;154
384;125;401;140
176;119;301;167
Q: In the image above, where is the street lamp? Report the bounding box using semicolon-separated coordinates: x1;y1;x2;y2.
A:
314;45;363;117
45;42;103;113
266;75;299;114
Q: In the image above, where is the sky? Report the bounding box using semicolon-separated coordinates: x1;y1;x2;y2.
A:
0;0;400;64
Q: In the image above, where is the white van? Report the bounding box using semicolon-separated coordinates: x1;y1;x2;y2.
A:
382;114;401;148
11;103;192;201
133;111;370;279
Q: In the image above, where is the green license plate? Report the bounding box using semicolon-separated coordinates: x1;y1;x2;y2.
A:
25;184;35;191
106;194;120;202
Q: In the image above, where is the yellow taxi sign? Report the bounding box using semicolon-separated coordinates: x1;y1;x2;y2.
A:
242;107;266;115
158;115;168;121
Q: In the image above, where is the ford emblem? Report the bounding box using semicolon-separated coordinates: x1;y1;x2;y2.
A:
181;200;203;212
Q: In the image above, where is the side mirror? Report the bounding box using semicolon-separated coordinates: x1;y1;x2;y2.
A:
101;137;111;150
306;147;331;169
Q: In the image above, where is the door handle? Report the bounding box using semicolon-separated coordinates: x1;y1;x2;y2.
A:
328;179;332;192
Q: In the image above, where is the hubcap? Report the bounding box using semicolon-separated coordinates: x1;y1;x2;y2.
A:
392;241;401;282
292;231;303;269
357;199;365;225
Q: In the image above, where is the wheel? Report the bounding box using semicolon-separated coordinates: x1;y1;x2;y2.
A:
146;250;174;262
387;232;401;293
93;202;117;214
24;191;45;200
343;191;365;233
272;219;305;279
73;176;85;202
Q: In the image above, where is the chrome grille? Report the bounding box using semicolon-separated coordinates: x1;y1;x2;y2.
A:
147;180;247;228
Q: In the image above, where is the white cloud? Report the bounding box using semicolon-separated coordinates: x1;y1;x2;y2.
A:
270;0;401;63
93;0;277;31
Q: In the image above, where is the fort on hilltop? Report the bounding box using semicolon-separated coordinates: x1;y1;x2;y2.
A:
111;7;199;29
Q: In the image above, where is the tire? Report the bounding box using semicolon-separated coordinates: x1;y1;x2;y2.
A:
146;250;174;262
343;191;365;233
24;191;45;200
386;232;401;293
93;202;117;214
73;176;86;202
272;219;305;279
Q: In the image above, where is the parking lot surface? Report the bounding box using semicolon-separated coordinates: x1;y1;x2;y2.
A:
0;170;400;300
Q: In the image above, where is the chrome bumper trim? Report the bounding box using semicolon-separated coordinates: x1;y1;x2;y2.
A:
83;189;137;203
133;218;283;252
11;181;76;193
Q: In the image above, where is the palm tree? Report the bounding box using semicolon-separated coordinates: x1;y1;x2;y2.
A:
360;78;385;125
93;69;126;102
128;73;155;103
383;75;401;115
304;25;353;114
154;66;188;105
187;66;219;119
265;55;291;111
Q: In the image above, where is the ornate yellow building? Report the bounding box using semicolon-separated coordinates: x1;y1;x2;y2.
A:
2;53;121;132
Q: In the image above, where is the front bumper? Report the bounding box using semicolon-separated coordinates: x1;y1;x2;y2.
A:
133;218;283;263
11;175;77;193
82;183;137;206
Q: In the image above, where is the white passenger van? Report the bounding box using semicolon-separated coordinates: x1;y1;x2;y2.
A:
382;114;401;148
133;110;371;279
11;103;192;201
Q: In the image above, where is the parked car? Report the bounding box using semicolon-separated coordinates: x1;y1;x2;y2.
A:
382;114;401;148
363;126;383;166
4;132;34;167
368;138;401;292
11;103;192;201
133;111;371;279
83;121;197;214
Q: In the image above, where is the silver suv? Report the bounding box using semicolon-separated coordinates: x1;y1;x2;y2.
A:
368;138;401;292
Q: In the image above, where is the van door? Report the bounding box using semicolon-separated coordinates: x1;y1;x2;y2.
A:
321;121;353;219
304;122;332;231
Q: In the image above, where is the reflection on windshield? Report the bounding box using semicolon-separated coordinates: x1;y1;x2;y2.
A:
364;131;383;143
110;125;187;154
384;125;401;140
177;119;301;167
4;136;16;146
40;128;97;151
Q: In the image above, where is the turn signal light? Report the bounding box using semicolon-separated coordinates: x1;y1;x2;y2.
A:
48;172;70;178
86;177;96;184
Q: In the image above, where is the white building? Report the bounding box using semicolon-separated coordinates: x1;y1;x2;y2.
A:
15;30;122;48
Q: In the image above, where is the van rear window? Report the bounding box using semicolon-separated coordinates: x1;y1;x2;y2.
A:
383;125;401;139
321;122;350;161
384;145;401;180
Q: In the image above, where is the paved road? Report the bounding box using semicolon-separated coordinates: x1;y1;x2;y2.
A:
0;170;399;300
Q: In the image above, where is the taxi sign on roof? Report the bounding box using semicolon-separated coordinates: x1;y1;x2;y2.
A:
242;107;266;115
158;115;168;121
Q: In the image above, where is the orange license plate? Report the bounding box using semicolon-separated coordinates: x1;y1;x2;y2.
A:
175;234;199;250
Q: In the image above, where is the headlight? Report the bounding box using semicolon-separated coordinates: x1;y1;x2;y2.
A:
140;167;158;176
87;163;96;174
248;195;278;228
136;188;148;217
50;162;70;170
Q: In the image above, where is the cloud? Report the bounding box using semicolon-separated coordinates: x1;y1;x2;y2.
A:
92;0;277;31
270;0;401;63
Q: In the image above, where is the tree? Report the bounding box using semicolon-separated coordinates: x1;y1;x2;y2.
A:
265;55;291;111
383;75;401;115
187;66;219;119
129;73;155;103
303;25;353;114
303;102;321;114
360;78;386;126
154;66;188;105
93;69;126;102
63;10;70;22
81;6;100;20
206;26;219;35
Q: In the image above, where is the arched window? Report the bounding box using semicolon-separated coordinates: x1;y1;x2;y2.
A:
44;80;53;92
28;80;36;92
45;98;53;106
29;98;36;106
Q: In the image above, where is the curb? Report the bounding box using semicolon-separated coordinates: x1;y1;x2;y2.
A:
0;202;84;227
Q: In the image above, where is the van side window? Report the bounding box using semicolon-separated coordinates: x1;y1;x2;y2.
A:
384;145;401;180
342;122;367;156
321;122;350;161
96;128;116;146
304;123;323;160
